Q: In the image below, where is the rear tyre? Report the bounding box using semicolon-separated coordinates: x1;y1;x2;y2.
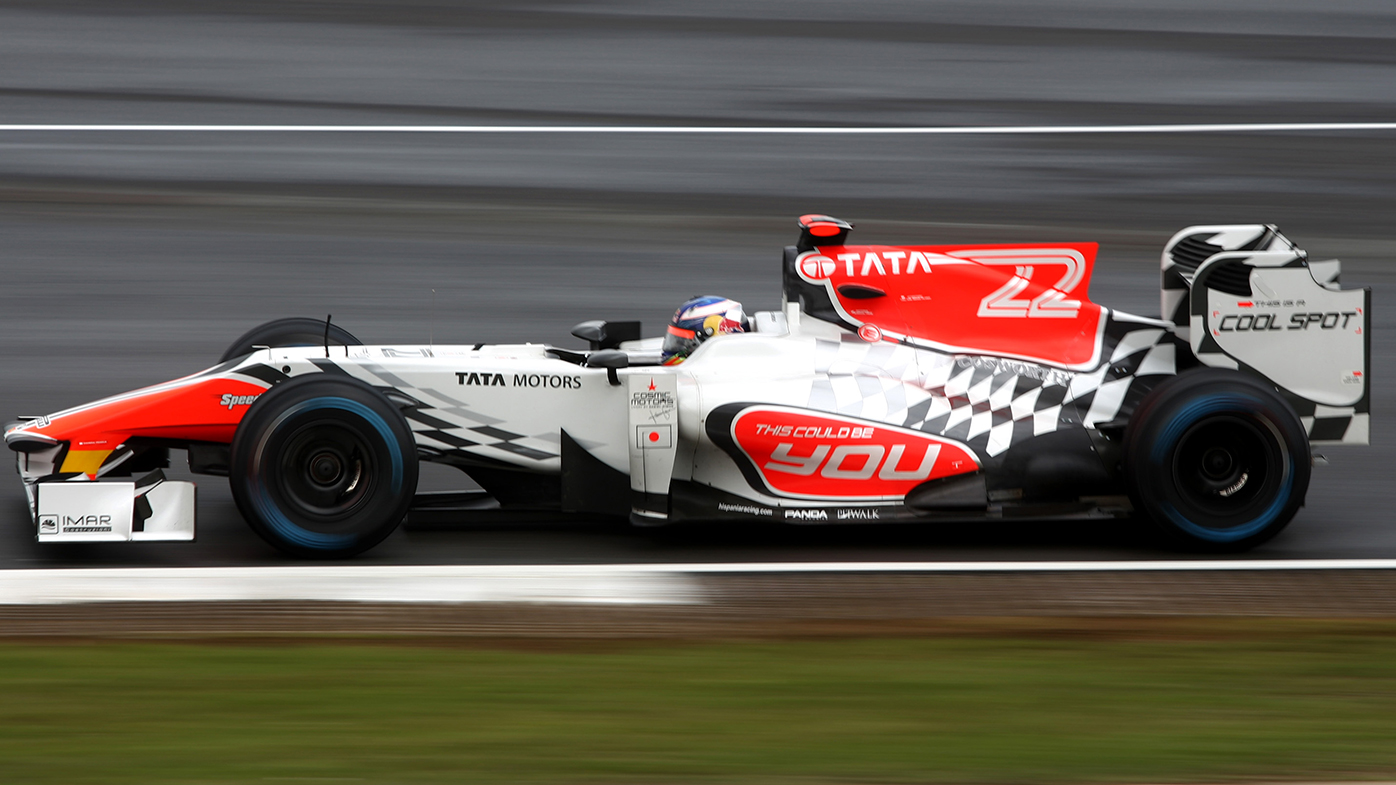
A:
220;317;362;363
229;375;418;558
1123;368;1309;552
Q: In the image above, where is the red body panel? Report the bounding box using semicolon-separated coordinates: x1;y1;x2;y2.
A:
15;375;267;475
730;406;980;501
797;243;1106;368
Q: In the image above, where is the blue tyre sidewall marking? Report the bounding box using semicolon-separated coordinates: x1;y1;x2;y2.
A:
250;396;405;551
1150;392;1292;543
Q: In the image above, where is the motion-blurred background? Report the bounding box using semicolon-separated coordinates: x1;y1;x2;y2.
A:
3;0;1395;562
2;5;1396;781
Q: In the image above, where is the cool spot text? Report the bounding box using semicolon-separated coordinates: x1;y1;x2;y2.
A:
1217;311;1359;332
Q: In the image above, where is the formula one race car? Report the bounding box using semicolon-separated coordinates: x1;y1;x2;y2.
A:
6;216;1370;556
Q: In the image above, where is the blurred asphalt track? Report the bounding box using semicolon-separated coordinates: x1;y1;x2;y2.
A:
1;0;1394;567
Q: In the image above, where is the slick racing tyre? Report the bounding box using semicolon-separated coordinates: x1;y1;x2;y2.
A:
220;317;362;363
1122;368;1310;552
229;376;418;558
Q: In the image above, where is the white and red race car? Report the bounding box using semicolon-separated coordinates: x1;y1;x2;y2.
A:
5;216;1370;556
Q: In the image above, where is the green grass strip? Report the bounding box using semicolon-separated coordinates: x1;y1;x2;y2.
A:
2;630;1396;783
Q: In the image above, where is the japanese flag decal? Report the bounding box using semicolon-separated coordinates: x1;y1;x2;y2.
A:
628;373;679;500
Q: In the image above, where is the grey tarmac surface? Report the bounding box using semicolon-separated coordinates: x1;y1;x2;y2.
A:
1;0;1394;567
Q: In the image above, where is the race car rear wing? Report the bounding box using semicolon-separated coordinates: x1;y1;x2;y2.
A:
1163;225;1370;445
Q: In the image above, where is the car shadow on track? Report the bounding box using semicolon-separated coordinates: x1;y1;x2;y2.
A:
5;490;1183;567
638;518;1166;560
398;511;1170;563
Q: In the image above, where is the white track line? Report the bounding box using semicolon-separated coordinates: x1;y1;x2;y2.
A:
673;559;1396;573
1;123;1395;135
0;565;702;606
2;560;1395;606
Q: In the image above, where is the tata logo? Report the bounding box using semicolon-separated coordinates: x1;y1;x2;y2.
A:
784;509;828;521
457;372;582;389
796;250;945;283
457;372;507;386
220;393;260;410
797;254;836;281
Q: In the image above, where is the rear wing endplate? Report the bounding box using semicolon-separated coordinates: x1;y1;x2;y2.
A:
1187;249;1370;445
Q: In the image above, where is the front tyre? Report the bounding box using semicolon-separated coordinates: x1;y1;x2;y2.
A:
1123;368;1310;552
229;376;418;558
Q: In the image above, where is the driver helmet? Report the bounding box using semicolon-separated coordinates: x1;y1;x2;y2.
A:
661;295;746;365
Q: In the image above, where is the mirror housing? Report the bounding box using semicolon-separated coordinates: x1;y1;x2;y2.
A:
570;320;642;350
796;214;852;252
586;349;629;386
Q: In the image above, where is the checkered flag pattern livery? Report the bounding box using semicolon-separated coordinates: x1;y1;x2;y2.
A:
807;319;1175;457
1188;343;1368;444
1288;399;1367;444
347;362;560;463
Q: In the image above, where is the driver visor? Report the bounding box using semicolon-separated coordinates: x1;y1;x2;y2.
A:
662;324;701;361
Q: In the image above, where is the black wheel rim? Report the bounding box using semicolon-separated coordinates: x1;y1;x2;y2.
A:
1171;414;1283;526
275;418;375;521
